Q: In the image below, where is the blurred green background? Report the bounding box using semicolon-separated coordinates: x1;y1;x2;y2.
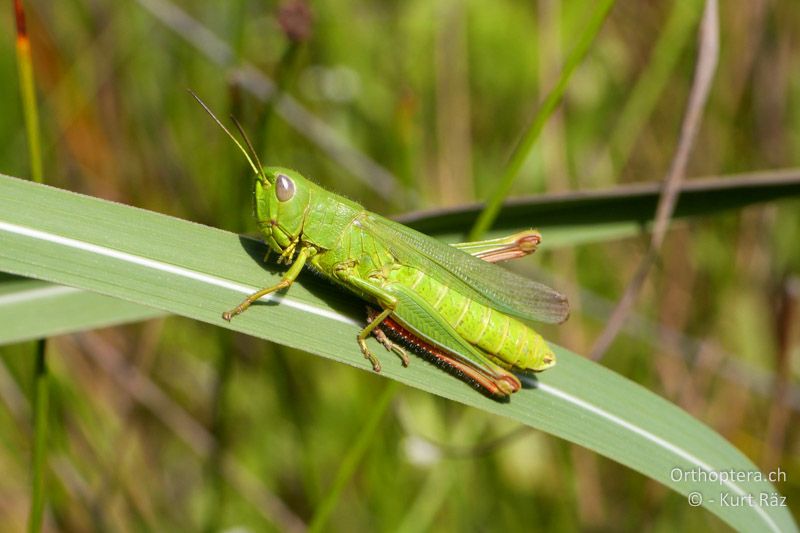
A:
0;0;798;531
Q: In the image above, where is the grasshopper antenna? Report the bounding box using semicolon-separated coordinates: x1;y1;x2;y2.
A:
187;89;267;184
230;115;265;182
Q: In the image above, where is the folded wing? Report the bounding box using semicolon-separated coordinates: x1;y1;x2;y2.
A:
362;214;569;324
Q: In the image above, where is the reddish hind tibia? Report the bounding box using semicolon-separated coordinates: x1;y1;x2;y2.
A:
370;311;521;398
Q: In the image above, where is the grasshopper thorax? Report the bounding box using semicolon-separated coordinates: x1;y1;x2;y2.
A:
255;166;311;255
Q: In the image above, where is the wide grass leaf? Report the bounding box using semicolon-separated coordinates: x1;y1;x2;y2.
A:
400;169;800;246
0;273;164;343
0;174;795;532
3;170;800;343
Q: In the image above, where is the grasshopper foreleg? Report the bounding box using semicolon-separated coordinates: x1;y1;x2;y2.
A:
222;247;311;321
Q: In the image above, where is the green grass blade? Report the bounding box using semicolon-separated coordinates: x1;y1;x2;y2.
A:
0;275;165;344
14;2;43;186
0;175;795;532
13;2;48;530
401;169;800;246
2;169;800;344
28;339;47;533
309;382;398;532
608;0;704;171
468;0;616;240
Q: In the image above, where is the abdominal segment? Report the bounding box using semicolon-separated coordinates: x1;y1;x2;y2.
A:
389;267;556;371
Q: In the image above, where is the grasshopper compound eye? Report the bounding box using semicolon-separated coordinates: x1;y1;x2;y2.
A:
275;173;296;202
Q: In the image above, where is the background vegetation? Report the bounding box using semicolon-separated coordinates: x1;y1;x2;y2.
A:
0;0;798;531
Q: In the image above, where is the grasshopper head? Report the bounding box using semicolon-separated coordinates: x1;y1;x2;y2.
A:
186;93;311;256
254;167;311;254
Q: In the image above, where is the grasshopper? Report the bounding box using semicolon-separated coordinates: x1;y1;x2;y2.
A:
192;93;568;398
367;230;554;397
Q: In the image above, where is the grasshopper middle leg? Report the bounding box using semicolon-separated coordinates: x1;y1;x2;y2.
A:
342;276;401;372
367;307;409;367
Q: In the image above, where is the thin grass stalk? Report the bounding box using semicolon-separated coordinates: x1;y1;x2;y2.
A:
308;382;399;533
14;2;49;531
607;0;702;173
29;340;47;533
467;0;615;240
14;0;42;186
204;336;233;533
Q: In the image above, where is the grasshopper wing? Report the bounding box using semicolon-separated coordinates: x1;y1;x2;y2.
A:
361;214;569;324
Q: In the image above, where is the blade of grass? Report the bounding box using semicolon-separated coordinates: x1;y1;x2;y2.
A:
309;382;398;532
468;0;616;240
28;339;46;533
3;219;798;416
393;412;502;533
0;275;165;344
203;333;233;533
2;169;800;347
607;0;704;172
399;169;800;245
0;175;795;532
13;0;41;186
13;2;49;531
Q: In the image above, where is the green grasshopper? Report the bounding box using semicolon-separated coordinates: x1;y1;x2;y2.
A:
366;229;555;397
192;94;568;398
